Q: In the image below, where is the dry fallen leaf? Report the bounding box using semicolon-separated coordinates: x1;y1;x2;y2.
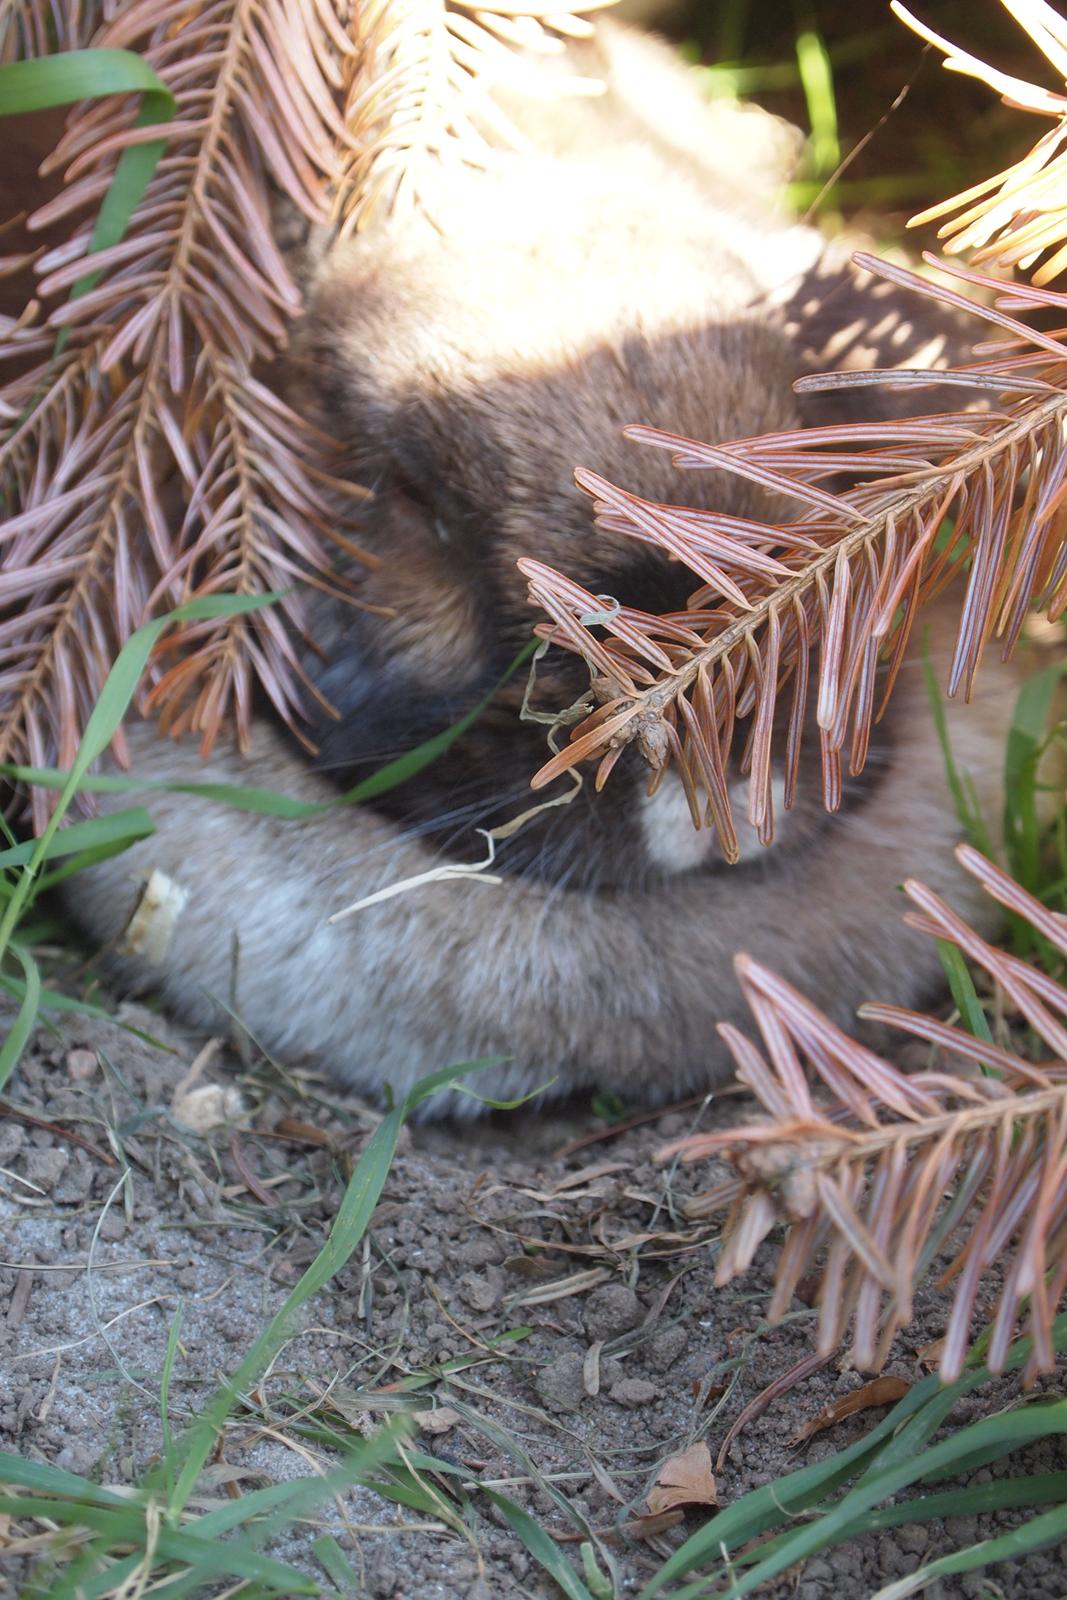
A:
787;1376;911;1446
502;1254;562;1280
413;1406;461;1436
550;1161;628;1194
625;1509;686;1541
917;1337;947;1371
513;1266;613;1306
273;1118;334;1148
647;1441;718;1516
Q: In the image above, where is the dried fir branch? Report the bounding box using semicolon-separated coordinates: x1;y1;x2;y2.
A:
660;846;1067;1383
338;0;618;231
520;252;1067;861
0;0;105;61
0;0;354;816
1;0;623;810
895;1;1067;285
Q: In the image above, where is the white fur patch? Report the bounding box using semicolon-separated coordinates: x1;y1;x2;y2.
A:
641;775;717;873
641;774;789;872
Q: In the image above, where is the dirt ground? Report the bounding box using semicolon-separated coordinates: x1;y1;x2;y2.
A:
1;999;1066;1600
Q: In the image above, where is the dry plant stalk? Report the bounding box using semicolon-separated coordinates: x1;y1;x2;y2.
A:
0;0;614;826
660;847;1067;1385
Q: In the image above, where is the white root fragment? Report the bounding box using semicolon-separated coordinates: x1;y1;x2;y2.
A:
120;869;189;963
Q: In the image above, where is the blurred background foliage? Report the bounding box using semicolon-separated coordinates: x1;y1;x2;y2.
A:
626;1;1043;234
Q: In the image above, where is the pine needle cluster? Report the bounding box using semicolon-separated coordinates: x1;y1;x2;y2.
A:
0;0;608;826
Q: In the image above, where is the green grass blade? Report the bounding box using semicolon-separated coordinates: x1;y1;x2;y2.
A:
637;1322;1067;1600
4;765;390;816
0;807;154;873
347;639;536;801
0;50;171;115
313;1533;361;1594
78;108;164;300
0;976;166;1040
922;651;994;855
0;51;177;301
636;1371;953;1597
360;1467;465;1527
0;1497;144;1541
445;1396;620;1593
35;833;155;891
192;1426;411;1541
706;1401;1067;1599
481;1487;598;1600
1002;661;1063;894
795;27;839;177
0;1451;133;1504
30;1552;143;1600
871;1469;1067;1527
17;1483;336;1599
84;1514;321;1593
853;1375;987;1488
164;1059;500;1516
872;1499;1067;1600
0;595;277;986
66;596;278;789
730;1470;1067;1574
159;1304;183;1502
936;938;994;1048
453;1074;557;1110
0;941;41;1091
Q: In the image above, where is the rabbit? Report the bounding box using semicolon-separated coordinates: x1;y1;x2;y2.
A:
63;21;1029;1114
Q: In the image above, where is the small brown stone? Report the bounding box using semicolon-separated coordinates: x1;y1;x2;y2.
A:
583;1283;642;1342
535;1350;587;1412
610;1378;657;1407
65;1048;99;1082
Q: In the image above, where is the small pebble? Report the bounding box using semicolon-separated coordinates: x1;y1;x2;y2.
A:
583;1283;642;1341
648;1325;688;1371
23;1148;69;1189
535;1350;587;1412
95;1211;126;1243
65;1048;99;1082
610;1377;657;1407
459;1267;503;1312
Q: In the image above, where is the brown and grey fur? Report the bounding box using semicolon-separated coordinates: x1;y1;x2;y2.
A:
65;23;1028;1113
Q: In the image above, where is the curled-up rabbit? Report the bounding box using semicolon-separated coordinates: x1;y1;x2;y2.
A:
66;23;1029;1112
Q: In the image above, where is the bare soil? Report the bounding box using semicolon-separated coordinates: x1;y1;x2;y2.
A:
1;1000;1065;1599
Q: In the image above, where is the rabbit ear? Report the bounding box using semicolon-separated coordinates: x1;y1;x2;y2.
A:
778;251;982;428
